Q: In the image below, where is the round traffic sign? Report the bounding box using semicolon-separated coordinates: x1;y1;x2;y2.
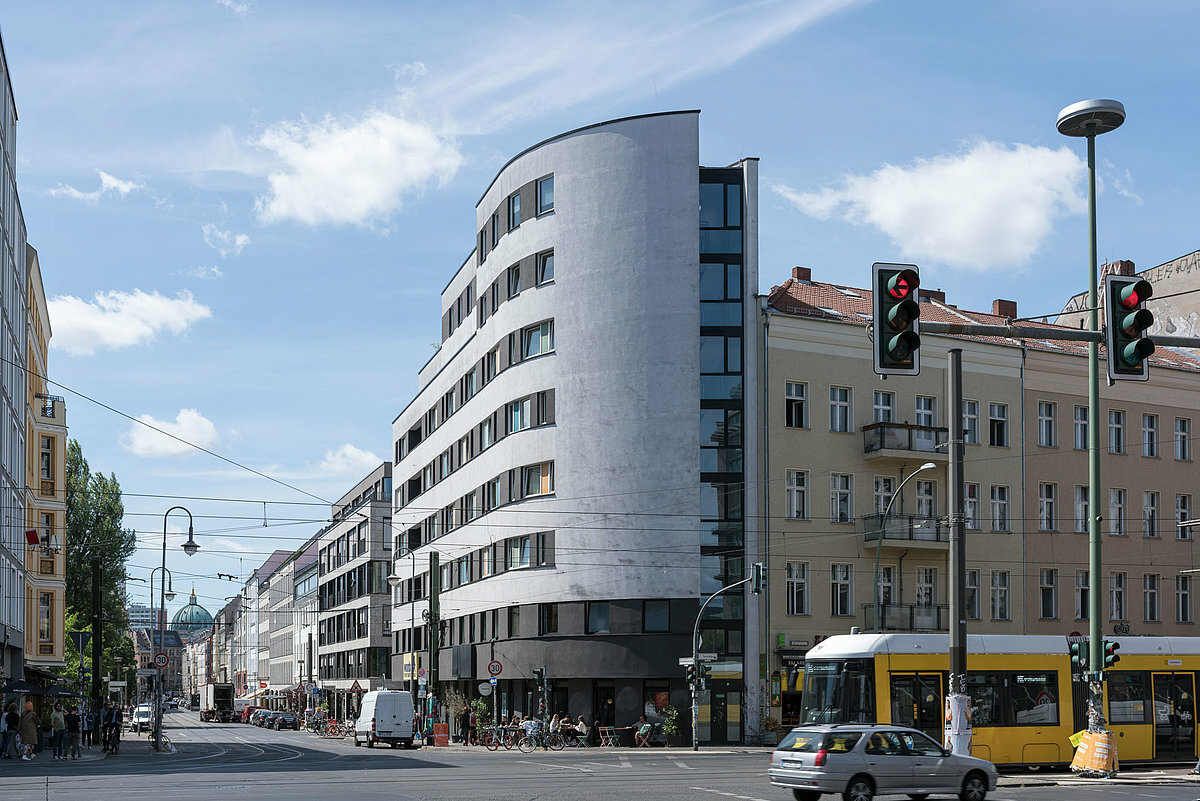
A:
417;668;427;678
477;682;493;697
153;652;169;668
487;660;503;676
304;682;315;692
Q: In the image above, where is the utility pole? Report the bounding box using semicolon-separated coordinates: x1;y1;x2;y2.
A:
945;349;971;755
91;558;103;715
426;551;440;733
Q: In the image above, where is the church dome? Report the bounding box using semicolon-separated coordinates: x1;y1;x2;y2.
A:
169;587;214;632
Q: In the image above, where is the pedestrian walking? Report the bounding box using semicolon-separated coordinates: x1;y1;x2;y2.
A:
65;707;81;760
2;702;18;758
468;708;477;746
18;701;39;761
51;702;66;759
458;707;469;744
81;707;93;748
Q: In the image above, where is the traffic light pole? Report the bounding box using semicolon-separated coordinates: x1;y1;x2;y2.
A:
691;572;757;752
946;349;971;755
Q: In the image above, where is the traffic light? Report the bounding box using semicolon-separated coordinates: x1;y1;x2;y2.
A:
685;664;696;684
699;664;712;689
751;562;764;595
1103;639;1121;668
1069;639;1089;671
872;262;922;376
1104;275;1154;381
532;667;546;687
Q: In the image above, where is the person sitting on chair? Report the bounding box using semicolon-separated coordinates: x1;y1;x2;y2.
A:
633;715;653;747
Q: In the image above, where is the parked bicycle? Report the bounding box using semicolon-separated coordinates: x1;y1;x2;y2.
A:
481;725;520;751
517;725;565;753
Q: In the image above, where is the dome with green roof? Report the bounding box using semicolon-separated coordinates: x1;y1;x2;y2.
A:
169;587;214;632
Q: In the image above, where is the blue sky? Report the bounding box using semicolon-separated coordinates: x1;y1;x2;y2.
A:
4;0;1198;616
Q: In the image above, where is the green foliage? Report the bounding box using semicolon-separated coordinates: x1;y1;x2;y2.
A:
469;697;492;727
61;609;136;691
64;439;136;629
661;704;682;736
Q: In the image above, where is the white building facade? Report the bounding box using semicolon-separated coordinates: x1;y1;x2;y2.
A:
389;111;762;743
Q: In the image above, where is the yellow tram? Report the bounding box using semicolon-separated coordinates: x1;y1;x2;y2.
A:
799;632;1200;766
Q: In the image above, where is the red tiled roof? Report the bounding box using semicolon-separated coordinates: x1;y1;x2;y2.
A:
766;275;1200;372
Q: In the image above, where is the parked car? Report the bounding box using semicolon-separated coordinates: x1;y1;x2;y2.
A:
240;705;264;724
248;709;271;726
130;704;153;733
257;710;281;727
272;712;300;730
167;698;179;709
767;724;998;801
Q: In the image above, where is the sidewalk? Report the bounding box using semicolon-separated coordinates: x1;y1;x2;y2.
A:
1000;767;1199;788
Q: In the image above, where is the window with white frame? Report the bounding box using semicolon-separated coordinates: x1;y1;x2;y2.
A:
1177;418;1191;461
989;403;1008;447
831;564;853;616
786;470;808;520
1038;483;1056;531
1110;572;1126;620
830;387;851;433
537;175;554;214
1178;494;1193;540
1143;414;1159;457
1038;401;1057;447
1076;570;1089;620
991;571;1010;620
965;570;980;620
877;565;895;607
1144;574;1161;622
1074;486;1089;534
962;400;979;445
786;562;809;615
1144;491;1159;538
522;321;554;358
916;567;936;607
916;480;936;519
990;485;1009;531
830;474;853;523
1110;488;1126;536
785;382;808;428
916;395;936;429
1074;405;1088;450
873;391;894;423
964;483;980;530
1040;568;1057;619
1178;576;1193;624
873;476;894;516
1109;409;1125;454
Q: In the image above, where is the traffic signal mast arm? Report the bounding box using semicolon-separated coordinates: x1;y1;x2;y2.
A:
920;322;1200;349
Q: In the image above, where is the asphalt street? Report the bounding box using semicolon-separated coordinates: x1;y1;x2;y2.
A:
4;711;1200;800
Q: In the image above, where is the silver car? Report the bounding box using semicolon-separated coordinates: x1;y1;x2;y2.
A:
768;724;998;801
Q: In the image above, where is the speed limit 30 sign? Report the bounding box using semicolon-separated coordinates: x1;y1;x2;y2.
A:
153;652;169;668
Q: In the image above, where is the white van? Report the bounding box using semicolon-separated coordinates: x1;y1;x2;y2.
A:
354;690;416;748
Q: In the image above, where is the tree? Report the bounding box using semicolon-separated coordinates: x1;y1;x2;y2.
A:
63;439;137;680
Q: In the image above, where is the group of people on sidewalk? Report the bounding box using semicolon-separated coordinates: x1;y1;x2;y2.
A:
1;699;125;762
456;709;655;747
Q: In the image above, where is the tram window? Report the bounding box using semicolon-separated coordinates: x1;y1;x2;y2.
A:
1011;672;1058;725
967;673;1001;726
801;660;875;724
1108;672;1149;724
777;730;825;751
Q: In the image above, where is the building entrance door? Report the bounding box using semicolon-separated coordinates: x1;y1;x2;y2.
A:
593;686;615;727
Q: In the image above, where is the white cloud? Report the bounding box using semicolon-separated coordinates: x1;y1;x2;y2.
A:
212;536;256;554
774;140;1088;271
253;110;462;226
125;408;219;457
215;0;251;15
318;443;382;475
201;223;250;256
182;265;225;280
48;170;145;203
47;289;212;355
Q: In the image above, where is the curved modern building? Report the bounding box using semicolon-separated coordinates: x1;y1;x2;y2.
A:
390;111;760;743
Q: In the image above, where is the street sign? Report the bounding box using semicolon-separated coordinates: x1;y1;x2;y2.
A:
417;668;427;678
69;631;92;655
677;657;695;666
108;681;127;688
136;668;157;678
478;682;493;697
488;676;497;686
153;652;169;668
487;660;503;676
698;653;718;662
304;682;315;692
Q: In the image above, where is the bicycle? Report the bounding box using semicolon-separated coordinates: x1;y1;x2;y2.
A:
517;726;564;753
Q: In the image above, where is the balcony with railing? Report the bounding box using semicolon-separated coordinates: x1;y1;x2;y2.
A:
35;394;66;423
862;422;947;462
861;513;947;549
861;603;949;631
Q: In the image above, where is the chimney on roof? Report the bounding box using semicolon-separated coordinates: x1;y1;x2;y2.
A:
918;288;945;304
993;299;1018;320
792;266;812;281
1101;259;1136;278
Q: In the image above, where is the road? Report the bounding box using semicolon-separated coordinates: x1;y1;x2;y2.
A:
3;710;1200;800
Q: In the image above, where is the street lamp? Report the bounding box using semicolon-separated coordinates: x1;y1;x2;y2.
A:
388;546;418;700
872;462;937;632
156;506;197;752
1058;98;1125;732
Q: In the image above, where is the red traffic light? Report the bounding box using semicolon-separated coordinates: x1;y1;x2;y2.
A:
887;269;919;301
1116;279;1153;310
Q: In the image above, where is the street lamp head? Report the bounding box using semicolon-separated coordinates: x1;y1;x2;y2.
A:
387;573;402;588
181;527;200;556
918;462;936;471
1057;99;1125;137
165;588;177;602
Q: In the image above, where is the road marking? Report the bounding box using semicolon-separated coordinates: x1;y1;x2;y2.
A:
669;757;691;769
689;788;770;801
517;759;593;773
618;754;631;768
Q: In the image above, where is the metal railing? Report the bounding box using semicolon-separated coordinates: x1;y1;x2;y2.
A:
862;422;948;454
862;603;949;631
861;513;946;543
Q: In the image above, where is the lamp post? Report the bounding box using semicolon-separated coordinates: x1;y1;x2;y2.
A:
1057;98;1125;733
387;544;418;700
872;462;937;632
157;506;199;752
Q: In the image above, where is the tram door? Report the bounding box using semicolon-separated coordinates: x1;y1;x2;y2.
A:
1152;673;1196;761
891;673;943;740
